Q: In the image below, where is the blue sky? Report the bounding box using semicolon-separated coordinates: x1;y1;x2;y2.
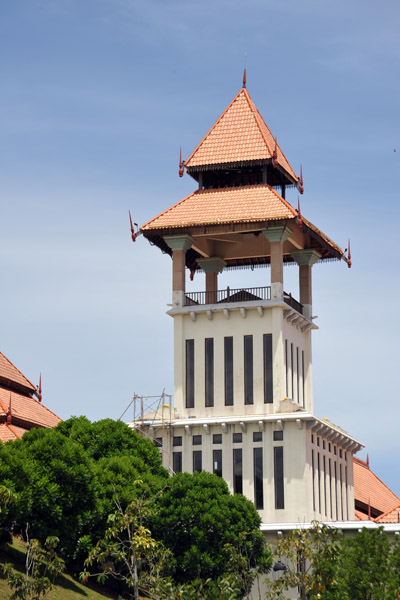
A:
1;0;399;496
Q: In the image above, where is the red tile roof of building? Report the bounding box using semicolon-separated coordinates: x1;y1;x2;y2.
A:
353;457;400;516
0;422;29;442
184;87;298;182
141;184;297;231
375;504;400;523
0;388;61;432
0;351;36;393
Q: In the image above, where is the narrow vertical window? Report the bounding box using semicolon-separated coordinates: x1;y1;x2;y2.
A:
233;449;243;494
340;464;344;520
345;465;349;520
334;462;338;520
253;447;264;510
274;447;284;509
263;334;273;404
312;449;316;511
224;337;233;406
290;343;294;399
244;336;253;405
173;452;182;473
205;338;214;407
317;452;321;514
285;340;289;397
323;455;327;516
296;347;300;403
213;449;222;477
185;339;194;409
193;450;202;472
302;350;305;407
329;458;333;519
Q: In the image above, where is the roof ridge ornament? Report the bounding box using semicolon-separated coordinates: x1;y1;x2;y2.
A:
7;392;12;424
297;196;303;228
273;138;278;168
179;147;184;177
299;164;304;194
129;211;136;242
243;52;247;89
38;373;42;402
347;238;352;268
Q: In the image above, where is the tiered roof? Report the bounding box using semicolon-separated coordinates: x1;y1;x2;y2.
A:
0;351;61;442
141;80;346;270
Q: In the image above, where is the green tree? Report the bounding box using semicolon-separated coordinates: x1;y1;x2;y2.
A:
335;527;400;600
1;530;65;600
264;522;341;600
149;471;270;585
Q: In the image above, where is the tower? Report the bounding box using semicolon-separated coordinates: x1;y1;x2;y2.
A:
135;76;363;524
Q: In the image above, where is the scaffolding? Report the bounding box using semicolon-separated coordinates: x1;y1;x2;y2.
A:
119;390;174;474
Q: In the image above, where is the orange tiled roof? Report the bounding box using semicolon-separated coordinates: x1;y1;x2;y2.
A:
0;388;61;430
353;457;400;515
184;88;298;182
375;504;400;523
0;422;29;442
141;184;297;231
0;352;36;393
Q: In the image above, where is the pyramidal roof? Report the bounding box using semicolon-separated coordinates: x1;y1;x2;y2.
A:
184;86;298;183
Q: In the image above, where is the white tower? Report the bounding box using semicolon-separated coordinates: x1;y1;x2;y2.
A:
135;75;362;524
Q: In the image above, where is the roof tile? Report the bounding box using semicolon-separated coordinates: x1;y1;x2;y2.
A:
0;352;36;392
0;388;61;430
353;457;400;515
184;88;297;181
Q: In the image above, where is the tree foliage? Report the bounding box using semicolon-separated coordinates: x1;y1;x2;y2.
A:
334;527;400;600
1;531;65;600
149;471;271;584
264;522;341;600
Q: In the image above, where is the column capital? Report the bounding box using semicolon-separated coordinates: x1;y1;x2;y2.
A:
196;256;226;274
262;224;292;243
164;234;194;252
290;249;321;266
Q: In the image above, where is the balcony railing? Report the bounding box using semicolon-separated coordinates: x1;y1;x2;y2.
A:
184;286;303;314
184;286;271;306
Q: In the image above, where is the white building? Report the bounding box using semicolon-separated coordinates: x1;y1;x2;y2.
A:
131;73;364;527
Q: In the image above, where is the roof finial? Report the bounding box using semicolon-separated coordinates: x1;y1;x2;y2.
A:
179;147;184;177
347;238;352;268
273;138;278;168
299;164;304;194
297;196;303;228
38;373;42;402
129;211;136;242
366;453;369;467
7;393;12;424
243;52;247;89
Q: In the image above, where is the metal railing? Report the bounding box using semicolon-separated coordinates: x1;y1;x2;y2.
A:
283;292;303;314
184;286;271;306
184;286;303;314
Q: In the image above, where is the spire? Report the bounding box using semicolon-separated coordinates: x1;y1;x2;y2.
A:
299;164;304;194
273;138;278;168
347;239;352;268
7;393;12;424
179;147;184;178
297;196;303;228
38;373;42;402
366;453;369;467
129;211;136;242
243;52;247;88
